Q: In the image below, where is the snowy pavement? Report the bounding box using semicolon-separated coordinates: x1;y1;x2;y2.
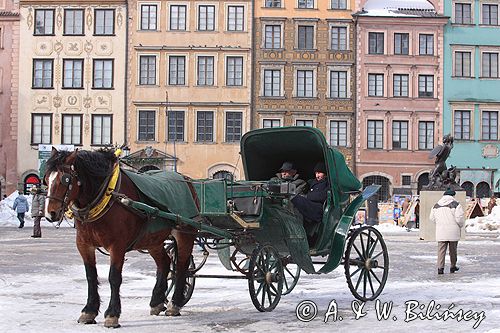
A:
0;226;499;333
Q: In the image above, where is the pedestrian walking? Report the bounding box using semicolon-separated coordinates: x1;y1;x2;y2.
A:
30;186;45;238
429;189;465;275
12;191;29;228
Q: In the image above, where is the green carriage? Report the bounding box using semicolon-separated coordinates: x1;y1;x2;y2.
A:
123;127;389;312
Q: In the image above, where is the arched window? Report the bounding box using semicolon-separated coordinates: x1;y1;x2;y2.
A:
476;182;491;198
461;181;474;197
213;170;234;182
138;165;160;173
362;175;391;202
417;173;429;194
24;174;41;194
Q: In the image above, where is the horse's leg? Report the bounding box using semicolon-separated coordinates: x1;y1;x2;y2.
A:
148;245;170;315
103;248;125;328
166;230;195;316
76;242;100;324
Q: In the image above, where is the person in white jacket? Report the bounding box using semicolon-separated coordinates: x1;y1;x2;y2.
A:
429;189;465;275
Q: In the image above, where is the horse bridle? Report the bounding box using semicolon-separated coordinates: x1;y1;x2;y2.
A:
45;165;78;217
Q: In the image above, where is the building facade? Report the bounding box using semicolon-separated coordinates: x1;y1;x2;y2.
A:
127;0;252;180
443;0;500;197
0;0;20;196
254;0;357;168
17;0;127;189
354;0;448;200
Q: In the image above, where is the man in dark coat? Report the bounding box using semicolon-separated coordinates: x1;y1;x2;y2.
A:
30;186;46;238
271;161;307;195
291;162;329;224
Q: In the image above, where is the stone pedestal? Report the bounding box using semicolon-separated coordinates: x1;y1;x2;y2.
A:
419;190;466;241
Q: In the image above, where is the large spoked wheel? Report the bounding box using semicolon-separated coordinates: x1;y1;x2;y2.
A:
165;240;196;307
282;256;300;296
344;226;389;301
248;245;284;312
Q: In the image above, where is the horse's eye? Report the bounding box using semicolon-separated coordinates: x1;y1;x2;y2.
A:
61;174;71;186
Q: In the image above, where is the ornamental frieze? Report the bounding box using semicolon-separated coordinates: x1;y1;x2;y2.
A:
53;96;62;108
33;94;51;108
65;41;83;56
95;94;112;109
34;41;53;56
64;95;81;108
95;41;113;56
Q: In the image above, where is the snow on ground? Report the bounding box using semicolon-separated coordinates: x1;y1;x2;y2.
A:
466;206;500;233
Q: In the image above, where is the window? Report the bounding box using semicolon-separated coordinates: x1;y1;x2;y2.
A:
402;175;412;186
330;71;347;98
170;5;187;30
62;115;82;145
93;59;113;89
197;56;214;86
454;110;471;140
64;9;84;35
141;4;157;30
482;4;498;25
368;74;384;97
367;120;383;149
296;69;314;97
392;121;408;149
418;75;434;98
138;110;156;141
296;119;313;127
95;9;114;35
482;111;498;140
198;5;215;31
264;25;281;49
139;56;156;85
482;52;499;78
419;34;434;55
33;59;53;88
455;51;472;77
197;111;214;142
226;112;242;142
227;6;244;31
169;56;186;85
331;0;347;10
455;3;472;24
418;121;434;150
265;0;281;7
226;56;243;86
298;25;314;49
394;33;409;55
393;74;409;97
31;114;51;144
63;59;84;89
92;115;112;145
298;0;314;9
263;119;281;128
167;111;184;142
331;26;347;51
329;120;347;146
369;32;384;54
35;9;54;35
263;69;281;97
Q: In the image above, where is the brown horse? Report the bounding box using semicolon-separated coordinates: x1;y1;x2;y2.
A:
44;148;197;328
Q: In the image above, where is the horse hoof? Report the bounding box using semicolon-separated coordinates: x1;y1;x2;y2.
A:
150;303;167;315
165;302;181;316
78;312;97;324
104;316;121;328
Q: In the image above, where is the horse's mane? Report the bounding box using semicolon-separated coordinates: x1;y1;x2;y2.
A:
46;149;118;199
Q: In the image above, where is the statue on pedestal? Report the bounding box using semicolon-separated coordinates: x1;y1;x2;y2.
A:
425;134;462;190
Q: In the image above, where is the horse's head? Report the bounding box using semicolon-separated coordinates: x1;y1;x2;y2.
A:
44;147;80;222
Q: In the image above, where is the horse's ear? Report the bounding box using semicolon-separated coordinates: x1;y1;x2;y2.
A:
66;148;79;164
51;146;58;157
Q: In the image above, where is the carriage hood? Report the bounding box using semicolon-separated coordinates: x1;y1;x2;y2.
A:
240;127;361;194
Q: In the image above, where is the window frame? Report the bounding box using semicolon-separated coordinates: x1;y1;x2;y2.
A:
91;114;113;146
330;25;348;51
31;113;52;145
419;34;434;56
225;111;243;142
94;9;115;36
453;109;472;140
197;55;215;86
418;121;434;150
297;25;315;50
62;59;84;89
264;24;282;49
227;5;244;31
169;4;187;31
198;4;216;31
167;110;185;142
481;51;499;78
418;74;434;98
481;3;498;25
368;73;384;97
138;110;157;141
368;32;384;55
329;120;348;147
139;55;157;86
392;120;409;150
454;2;473;24
394;32;409;55
34;9;55;36
481;110;499;140
168;55;186;86
295;68;315;98
64;9;84;36
331;0;347;10
367;119;384;149
61;114;83;146
265;0;282;8
140;4;158;31
262;118;281;128
262;68;282;97
393;74;409;97
93;59;114;89
32;59;54;89
298;0;314;9
196;111;215;142
329;70;348;99
226;56;244;86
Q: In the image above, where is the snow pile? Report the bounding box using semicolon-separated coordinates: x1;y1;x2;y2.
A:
466;205;500;233
373;222;408;233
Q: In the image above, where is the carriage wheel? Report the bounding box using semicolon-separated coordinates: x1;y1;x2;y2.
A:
165;241;196;307
248;245;284;312
344;226;389;302
282;257;300;296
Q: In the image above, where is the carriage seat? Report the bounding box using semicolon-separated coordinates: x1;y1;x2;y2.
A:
229;185;263;217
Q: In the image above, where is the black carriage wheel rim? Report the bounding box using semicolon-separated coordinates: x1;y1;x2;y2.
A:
344;227;389;302
165;241;196;307
282;262;300;296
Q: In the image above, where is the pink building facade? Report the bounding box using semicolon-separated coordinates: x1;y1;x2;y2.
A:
354;0;448;200
0;0;19;197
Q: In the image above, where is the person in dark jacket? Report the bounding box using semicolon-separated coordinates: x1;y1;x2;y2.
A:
13;191;29;228
30;186;46;238
291;162;329;224
271;161;307;194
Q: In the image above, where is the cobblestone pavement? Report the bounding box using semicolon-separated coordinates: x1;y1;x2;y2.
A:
0;227;499;333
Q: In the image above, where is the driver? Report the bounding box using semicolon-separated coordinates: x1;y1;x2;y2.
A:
271;161;307;194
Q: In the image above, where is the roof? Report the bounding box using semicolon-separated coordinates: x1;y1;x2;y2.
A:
355;0;444;18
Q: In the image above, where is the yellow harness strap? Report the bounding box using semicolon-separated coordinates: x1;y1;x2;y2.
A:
87;162;120;220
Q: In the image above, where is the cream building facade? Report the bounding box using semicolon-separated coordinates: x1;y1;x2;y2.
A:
127;0;252;180
17;0;126;187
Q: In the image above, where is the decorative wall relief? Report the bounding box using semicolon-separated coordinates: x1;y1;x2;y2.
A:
95;41;113;56
84;114;90;135
83;96;92;109
54;41;63;55
64;95;81;108
117;7;123;28
482;144;499;158
34;40;53;56
53;95;62;108
86;7;93;32
27;7;33;28
33;94;51;108
56;7;63;29
65;41;83;56
54;113;60;135
95;93;111;110
84;40;93;54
